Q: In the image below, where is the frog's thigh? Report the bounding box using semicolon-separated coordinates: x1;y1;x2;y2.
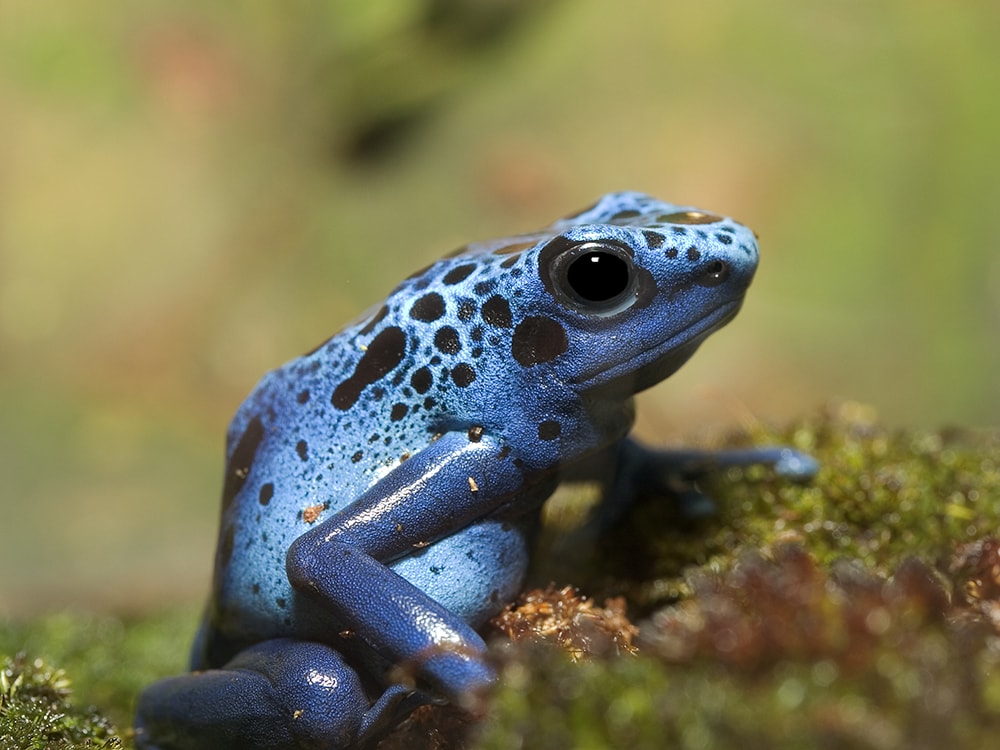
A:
135;638;368;750
390;518;530;627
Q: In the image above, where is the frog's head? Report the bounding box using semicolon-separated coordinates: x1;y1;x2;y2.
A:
516;191;759;399
355;192;759;440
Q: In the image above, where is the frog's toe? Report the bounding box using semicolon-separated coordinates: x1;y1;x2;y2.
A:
770;447;820;481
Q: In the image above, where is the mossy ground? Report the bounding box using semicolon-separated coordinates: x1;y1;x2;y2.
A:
4;405;1000;749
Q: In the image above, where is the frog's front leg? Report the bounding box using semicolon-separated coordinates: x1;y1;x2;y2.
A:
286;430;526;706
584;437;818;530
137;432;526;750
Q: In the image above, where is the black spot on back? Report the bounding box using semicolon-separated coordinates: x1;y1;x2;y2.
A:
332;327;407;410
511;317;568;367
221;416;264;510
296;440;308;461
458;299;476;321
410;293;445;322
610;209;640;221
259;483;274;506
492;240;537;256
481;295;512;328
687;246;701;262
434;326;462;355
452;363;476;387
391;403;409;421
443;264;475;285
410;366;433;394
296;390;310;404
410;367;434;393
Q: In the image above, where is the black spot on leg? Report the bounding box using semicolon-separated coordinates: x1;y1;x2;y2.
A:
391;403;409;421
296;390;310;404
511;317;568;366
538;421;561;441
222;416;264;510
351;451;363;463
332;327;407;410
296;440;308;461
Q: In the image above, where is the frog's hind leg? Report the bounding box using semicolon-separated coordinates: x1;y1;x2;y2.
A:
135;637;422;750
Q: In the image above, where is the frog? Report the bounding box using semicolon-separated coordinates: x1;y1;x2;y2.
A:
135;192;817;750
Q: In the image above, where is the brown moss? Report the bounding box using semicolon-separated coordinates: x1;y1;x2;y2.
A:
491;585;638;659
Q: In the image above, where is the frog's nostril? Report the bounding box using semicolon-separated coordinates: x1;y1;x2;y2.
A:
695;260;730;288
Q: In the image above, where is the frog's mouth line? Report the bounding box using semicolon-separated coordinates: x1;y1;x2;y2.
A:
575;298;743;396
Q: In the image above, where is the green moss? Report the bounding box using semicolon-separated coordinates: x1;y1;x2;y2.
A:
5;406;1000;749
0;607;198;748
477;404;1000;749
593;403;1000;609
0;653;122;749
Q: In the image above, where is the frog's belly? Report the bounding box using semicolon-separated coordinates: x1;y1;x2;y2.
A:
217;517;530;642
389;517;531;627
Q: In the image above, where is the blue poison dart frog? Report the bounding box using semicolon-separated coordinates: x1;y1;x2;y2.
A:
135;192;817;749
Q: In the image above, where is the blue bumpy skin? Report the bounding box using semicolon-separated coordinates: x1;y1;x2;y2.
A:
135;192;817;750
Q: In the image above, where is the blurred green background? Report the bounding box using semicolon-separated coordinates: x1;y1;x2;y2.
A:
2;0;998;616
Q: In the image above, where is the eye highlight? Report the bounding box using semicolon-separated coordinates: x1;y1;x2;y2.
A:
551;242;638;314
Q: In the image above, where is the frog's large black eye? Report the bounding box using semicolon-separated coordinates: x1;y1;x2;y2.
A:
552;242;638;314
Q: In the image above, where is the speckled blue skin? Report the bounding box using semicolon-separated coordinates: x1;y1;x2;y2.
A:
135;192;817;750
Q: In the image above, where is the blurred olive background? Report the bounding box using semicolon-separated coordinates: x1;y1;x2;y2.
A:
2;1;998;616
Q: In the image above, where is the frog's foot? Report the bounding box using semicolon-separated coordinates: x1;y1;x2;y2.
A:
134;638;420;750
589;438;818;531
